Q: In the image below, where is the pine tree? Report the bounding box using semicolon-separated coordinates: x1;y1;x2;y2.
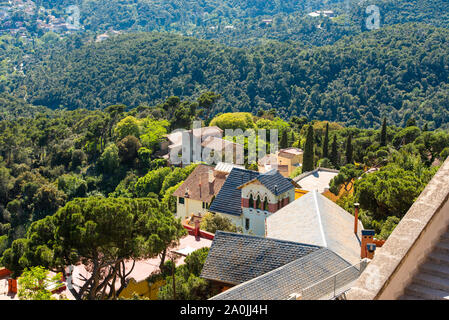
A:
323;122;329;158
302;125;314;173
406;117;416;127
380;117;387;147
330;135;339;168
280;130;288;149
423;123;428;132
345;134;353;165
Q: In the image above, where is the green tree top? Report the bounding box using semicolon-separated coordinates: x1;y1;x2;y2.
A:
302;125;314;173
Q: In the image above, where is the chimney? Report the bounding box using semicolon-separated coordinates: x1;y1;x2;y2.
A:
361;230;375;259
194;219;200;239
208;169;215;195
366;243;377;259
354;203;360;235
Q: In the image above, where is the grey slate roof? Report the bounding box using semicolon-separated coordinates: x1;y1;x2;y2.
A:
210;248;357;300
200;231;320;285
266;190;363;265
255;169;294;196
209;167;260;216
209;167;294;216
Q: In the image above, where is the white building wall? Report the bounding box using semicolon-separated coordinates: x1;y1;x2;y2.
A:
241;183;276;204
242;207;270;236
208;183;295;237
241;186;296;236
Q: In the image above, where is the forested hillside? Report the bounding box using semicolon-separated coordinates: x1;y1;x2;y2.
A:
1;98;448;260
10;24;449;129
33;0;344;33
27;0;449;47
0;93;48;121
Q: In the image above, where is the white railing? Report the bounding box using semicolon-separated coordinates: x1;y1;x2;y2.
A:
299;259;369;300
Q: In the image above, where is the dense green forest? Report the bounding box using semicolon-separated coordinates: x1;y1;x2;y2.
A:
1;96;448;256
0;0;449;300
27;1;449;47
6;24;449;129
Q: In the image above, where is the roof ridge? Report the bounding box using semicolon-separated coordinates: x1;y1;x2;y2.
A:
209;247;350;300
214;230;322;249
313;190;328;247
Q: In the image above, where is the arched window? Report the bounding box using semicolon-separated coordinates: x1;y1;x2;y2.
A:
263;197;269;211
249;194;254;208
256;195;261;210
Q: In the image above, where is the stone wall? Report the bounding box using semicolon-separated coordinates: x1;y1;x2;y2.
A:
346;157;449;300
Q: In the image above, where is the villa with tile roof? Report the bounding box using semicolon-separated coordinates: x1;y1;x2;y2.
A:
209;167;296;235
258;147;303;178
172;164;228;220
266;190;363;265
161;126;244;166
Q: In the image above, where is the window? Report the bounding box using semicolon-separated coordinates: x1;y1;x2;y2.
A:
179;197;185;204
245;218;250;230
256;195;261;209
263;197;269;211
202;202;208;209
249;194;254;208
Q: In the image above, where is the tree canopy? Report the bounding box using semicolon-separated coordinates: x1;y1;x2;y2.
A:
1;197;186;300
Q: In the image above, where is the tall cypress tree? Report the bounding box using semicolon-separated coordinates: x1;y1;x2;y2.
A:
380;117;387;147
290;131;295;147
345;133;353;165
302;125;314;173
280;130;288;149
323;122;329;159
330;134;339;168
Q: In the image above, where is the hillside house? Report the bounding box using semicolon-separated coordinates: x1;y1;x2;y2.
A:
172;164;229;220
209;168;296;236
258;147;303;178
293;167;340;194
161;126;243;166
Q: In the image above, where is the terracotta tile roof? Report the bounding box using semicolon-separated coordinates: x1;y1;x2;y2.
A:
172;164;227;202
166;126;223;147
278;147;303;159
201;136;244;152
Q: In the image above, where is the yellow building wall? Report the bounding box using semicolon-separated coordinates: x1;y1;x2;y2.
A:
323;179;355;203
119;278;166;300
176;197;208;220
295;189;309;200
278;154;303;177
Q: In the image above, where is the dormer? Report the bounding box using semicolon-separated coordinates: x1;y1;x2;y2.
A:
238;169;295;213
